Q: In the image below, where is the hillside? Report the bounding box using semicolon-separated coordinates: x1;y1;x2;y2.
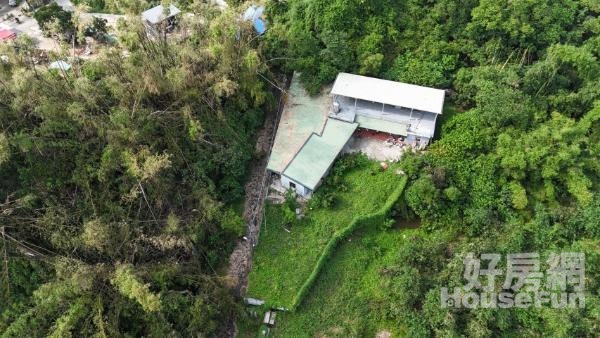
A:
1;0;599;337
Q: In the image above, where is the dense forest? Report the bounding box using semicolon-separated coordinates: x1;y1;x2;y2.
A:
0;6;271;337
1;0;600;337
262;0;600;336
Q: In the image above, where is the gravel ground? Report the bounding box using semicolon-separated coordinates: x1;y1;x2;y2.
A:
1;1;123;52
344;135;408;162
1;3;59;51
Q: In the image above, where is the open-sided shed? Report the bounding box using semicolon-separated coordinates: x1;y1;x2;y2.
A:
330;73;445;142
141;4;181;38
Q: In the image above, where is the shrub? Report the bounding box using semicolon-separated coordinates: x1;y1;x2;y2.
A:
33;3;74;37
81;61;105;81
308;191;337;210
282;206;295;226
219;209;245;237
84;17;108;41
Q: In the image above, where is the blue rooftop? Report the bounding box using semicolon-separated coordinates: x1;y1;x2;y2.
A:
253;19;266;35
243;5;267;35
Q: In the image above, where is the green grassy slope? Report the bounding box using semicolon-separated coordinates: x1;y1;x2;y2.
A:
247;157;404;308
272;225;419;337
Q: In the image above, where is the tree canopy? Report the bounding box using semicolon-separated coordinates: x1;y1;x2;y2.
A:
261;0;600;335
1;6;271;337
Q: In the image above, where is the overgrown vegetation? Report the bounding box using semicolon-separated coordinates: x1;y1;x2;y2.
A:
259;0;600;336
33;3;75;38
272;225;421;337
69;0;197;15
247;155;405;308
0;6;270;337
265;0;599;94
290;175;407;311
2;0;600;335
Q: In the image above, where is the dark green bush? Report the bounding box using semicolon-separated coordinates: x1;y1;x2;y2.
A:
33;3;74;37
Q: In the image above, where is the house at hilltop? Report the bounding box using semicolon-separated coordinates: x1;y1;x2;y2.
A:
267;73;445;198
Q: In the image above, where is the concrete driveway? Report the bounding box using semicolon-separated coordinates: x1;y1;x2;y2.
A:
1;0;123;51
0;1;60;50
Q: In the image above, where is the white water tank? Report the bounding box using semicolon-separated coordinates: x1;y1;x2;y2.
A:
332;101;340;114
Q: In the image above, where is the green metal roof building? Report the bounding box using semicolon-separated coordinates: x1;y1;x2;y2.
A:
281;119;357;194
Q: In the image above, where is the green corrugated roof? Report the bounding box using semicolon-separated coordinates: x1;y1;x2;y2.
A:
355;115;408;136
267;73;330;173
283;118;358;190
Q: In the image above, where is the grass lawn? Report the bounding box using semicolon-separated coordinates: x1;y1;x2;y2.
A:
270;225;419;337
246;155;405;308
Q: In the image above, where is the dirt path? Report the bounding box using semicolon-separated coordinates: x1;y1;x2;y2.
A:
225;110;277;296
220;75;289;337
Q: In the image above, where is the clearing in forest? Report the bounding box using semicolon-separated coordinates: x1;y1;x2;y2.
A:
246;155;405;308
270;225;419;337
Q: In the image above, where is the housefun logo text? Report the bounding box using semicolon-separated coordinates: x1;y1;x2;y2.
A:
441;252;585;309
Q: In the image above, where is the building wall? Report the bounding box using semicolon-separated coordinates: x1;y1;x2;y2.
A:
337;95;438;139
281;132;355;198
281;175;311;198
143;21;160;38
406;133;430;149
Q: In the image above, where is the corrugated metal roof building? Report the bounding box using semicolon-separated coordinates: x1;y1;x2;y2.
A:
141;4;181;38
268;72;445;198
331;73;445;115
267;74;329;174
281;118;357;194
330;73;445;140
142;4;181;25
243;5;267;35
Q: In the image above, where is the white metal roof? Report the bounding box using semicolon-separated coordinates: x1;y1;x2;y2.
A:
331;73;446;115
142;4;181;25
49;60;71;71
243;5;264;21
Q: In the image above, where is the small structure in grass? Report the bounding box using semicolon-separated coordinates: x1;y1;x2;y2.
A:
244;297;265;306
141;4;181;38
48;60;71;71
262;310;276;327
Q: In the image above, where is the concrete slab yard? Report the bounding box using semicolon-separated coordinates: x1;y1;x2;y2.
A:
267;73;329;173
